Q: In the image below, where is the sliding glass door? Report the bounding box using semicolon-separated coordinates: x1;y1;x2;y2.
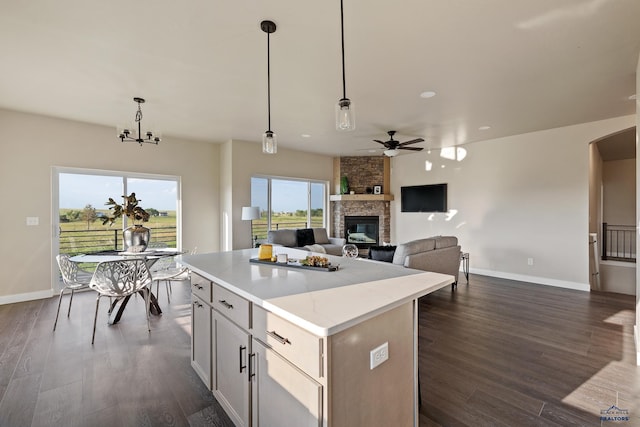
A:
52;167;181;288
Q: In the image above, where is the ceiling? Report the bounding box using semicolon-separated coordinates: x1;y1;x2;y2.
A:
596;127;636;161
1;0;639;157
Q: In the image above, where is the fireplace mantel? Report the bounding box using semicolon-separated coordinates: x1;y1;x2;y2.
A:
329;194;394;202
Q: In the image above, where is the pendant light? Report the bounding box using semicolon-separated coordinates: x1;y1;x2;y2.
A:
336;0;355;131
261;20;277;154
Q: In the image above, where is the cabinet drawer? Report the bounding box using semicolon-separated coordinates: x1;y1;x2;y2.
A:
213;284;250;330
253;305;323;379
191;273;212;303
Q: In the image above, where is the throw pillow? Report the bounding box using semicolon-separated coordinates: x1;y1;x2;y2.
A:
368;245;397;263
296;228;316;247
312;228;330;244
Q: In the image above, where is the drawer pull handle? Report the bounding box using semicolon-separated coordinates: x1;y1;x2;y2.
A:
194;284;203;290
248;353;256;381
193;301;203;308
218;300;234;309
239;345;247;373
267;330;291;345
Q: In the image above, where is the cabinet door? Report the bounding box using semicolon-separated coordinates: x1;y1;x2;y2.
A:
213;311;251;427
191;295;211;389
251;339;323;427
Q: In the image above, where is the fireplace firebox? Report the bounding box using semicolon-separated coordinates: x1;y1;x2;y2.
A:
344;216;379;249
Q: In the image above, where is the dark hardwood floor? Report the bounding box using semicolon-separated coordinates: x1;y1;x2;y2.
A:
0;274;638;426
419;275;640;427
0;282;234;427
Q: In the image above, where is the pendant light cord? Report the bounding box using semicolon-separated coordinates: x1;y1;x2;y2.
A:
340;0;347;100
267;31;272;132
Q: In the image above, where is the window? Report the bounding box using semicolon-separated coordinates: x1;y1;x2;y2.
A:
250;176;327;240
54;168;181;256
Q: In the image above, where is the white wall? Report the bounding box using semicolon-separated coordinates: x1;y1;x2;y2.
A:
0;109;220;302
588;142;603;236
0;110;334;303
391;115;635;291
603;159;636;225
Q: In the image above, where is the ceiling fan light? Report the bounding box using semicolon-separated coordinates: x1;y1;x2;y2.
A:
384;149;399;157
336;98;355;131
262;130;277;154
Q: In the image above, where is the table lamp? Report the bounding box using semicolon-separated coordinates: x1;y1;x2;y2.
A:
241;206;260;248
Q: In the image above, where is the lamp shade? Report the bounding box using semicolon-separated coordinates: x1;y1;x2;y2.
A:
241;206;260;220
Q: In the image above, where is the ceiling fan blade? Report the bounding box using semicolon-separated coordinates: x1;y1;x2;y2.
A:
398;138;424;146
398;146;424;151
373;140;387;146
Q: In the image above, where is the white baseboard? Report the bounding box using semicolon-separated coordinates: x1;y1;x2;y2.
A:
467;267;590;292
0;289;54;306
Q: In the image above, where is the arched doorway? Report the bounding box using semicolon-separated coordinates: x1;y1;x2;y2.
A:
588;127;636;294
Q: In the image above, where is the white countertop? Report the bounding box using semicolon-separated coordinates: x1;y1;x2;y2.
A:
179;247;453;336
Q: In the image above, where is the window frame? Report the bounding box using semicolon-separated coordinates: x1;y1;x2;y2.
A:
251;174;329;233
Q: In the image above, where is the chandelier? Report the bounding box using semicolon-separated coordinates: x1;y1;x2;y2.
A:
118;97;161;145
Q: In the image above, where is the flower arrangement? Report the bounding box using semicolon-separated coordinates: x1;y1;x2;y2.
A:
102;192;150;226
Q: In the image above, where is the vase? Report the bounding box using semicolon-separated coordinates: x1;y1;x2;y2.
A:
123;224;151;252
340;176;349;194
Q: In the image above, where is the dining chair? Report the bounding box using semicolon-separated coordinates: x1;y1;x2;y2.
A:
53;254;92;331
89;259;153;344
149;248;195;303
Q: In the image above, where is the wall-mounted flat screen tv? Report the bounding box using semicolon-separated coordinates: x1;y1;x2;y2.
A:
400;183;447;212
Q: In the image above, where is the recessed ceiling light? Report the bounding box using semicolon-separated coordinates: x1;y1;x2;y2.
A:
368;149;378;153
301;134;311;138
479;126;491;131
629;94;637;100
419;91;436;99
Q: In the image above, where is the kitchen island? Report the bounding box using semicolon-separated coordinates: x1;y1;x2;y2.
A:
180;247;453;427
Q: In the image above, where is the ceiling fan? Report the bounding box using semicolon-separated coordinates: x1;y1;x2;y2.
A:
373;131;424;157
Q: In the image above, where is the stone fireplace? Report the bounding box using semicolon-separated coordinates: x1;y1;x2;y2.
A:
330;157;392;253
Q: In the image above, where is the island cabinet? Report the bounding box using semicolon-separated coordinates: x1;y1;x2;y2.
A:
184;249;454;427
191;273;322;427
211;283;252;427
190;273;212;389
251;305;324;427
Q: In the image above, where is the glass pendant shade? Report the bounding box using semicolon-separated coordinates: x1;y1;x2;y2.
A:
335;98;355;131
262;130;277;154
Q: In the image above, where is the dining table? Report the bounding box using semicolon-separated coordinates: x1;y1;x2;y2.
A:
69;248;184;324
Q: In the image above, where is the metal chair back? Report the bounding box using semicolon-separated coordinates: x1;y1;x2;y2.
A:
89;259;153;344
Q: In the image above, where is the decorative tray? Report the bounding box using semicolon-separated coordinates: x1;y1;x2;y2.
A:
250;258;339;272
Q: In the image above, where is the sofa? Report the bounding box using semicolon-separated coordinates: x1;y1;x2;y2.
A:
267;228;346;256
368;235;461;285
